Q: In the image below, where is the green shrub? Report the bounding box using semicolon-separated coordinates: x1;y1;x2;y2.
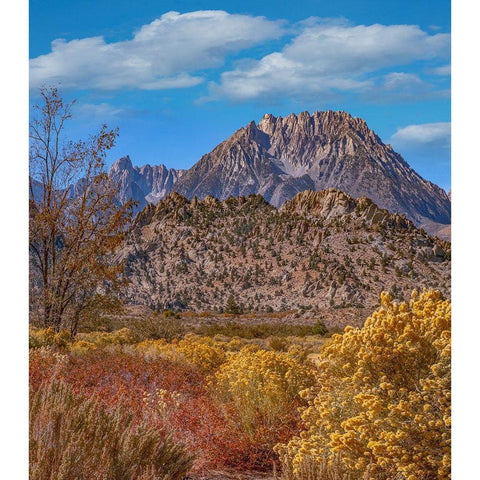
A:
130;315;186;342
311;319;328;336
225;294;242;314
195;321;329;339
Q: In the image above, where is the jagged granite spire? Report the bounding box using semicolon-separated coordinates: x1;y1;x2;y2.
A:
109;156;185;211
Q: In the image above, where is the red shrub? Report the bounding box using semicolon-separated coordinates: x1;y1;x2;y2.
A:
29;347;304;473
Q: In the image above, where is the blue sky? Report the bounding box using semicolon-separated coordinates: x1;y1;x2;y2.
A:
29;0;451;190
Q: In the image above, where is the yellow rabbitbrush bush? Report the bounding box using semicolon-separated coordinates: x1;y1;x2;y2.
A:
29;327;72;348
76;327;137;346
213;345;316;435
29;327;138;352
136;334;227;374
276;290;451;480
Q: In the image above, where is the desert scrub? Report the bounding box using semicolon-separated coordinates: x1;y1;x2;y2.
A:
276;290;451;480
69;339;98;355
136;334;227;374
30;380;194;480
29;347;69;388
75;327;137;346
143;388;183;423
29;327;139;352
194;321;328;339
276;453;356;480
81;314;187;342
213;345;316;435
29;327;71;348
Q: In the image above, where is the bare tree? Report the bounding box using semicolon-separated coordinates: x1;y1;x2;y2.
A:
29;87;133;333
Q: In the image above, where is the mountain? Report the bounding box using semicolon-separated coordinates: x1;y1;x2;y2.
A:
109;156;184;211
106;111;450;237
171;111;450;236
115;189;450;312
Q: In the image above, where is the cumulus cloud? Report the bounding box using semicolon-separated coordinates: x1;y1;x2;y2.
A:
30;10;285;91
391;122;451;149
209;22;450;103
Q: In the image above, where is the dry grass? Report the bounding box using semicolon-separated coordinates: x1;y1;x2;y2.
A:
276;454;367;480
30;380;193;480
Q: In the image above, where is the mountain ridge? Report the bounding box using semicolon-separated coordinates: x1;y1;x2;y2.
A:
109;155;184;211
108;110;450;237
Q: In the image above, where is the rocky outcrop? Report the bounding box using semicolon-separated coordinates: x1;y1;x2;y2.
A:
280;189;357;220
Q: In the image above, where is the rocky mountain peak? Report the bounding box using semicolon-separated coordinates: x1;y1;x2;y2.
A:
280;188;412;231
110;155;134;175
230;120;270;149
108;156;184;212
256;110;383;163
172;110;450;237
105;110;449;239
154;190;190;211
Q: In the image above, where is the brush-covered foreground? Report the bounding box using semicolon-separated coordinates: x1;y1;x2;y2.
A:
29;290;450;480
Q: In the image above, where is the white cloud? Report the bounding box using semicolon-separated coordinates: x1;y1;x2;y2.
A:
30;10;284;91
359;72;450;104
75;102;126;119
391;122;451;149
382;72;426;91
209;22;450;102
430;64;451;76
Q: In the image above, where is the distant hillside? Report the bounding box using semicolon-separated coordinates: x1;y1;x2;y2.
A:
115;189;450;312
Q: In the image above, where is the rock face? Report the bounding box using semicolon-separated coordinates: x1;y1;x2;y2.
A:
170;121;316;207
172;111;450;234
115;189;450;312
109;156;184;211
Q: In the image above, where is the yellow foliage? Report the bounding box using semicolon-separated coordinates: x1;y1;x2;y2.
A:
143;388;183;420
136;334;227;374
69;340;97;354
225;337;244;351
213;345;316;435
29;327;71;348
29;326;139;352
76;327;136;346
175;335;227;373
276;290;451;480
